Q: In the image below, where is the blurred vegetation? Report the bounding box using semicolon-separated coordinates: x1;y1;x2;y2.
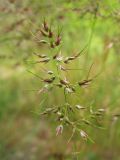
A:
0;0;120;159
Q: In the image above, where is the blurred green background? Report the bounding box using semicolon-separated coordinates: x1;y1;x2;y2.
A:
0;0;120;159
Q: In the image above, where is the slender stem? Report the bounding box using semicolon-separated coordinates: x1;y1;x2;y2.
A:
64;87;67;103
85;2;99;65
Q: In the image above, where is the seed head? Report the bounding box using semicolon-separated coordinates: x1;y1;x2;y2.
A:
40;29;48;37
33;52;47;58
65;87;74;93
80;130;88;140
38;40;48;44
47;70;54;75
75;105;85;110
48;29;53;38
78;79;92;87
37;57;50;63
43;76;55;83
60;78;69;85
43;19;49;32
56;124;63;136
55;36;61;46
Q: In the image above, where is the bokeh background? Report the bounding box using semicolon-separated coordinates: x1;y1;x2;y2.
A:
0;0;120;159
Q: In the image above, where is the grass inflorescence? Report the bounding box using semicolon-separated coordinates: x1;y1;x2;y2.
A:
28;19;105;143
